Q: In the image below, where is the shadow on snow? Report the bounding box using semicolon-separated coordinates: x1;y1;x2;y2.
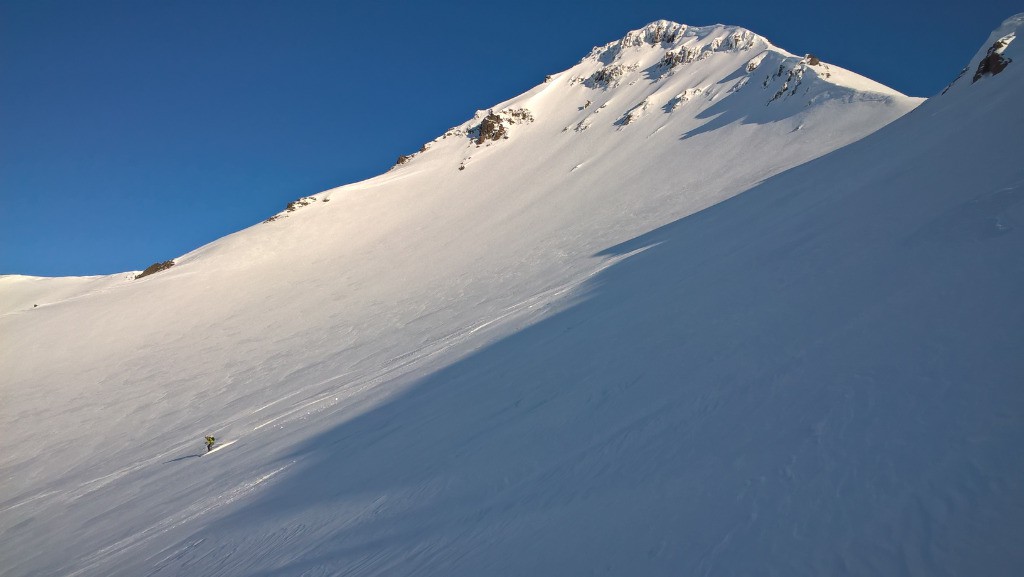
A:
189;94;1024;576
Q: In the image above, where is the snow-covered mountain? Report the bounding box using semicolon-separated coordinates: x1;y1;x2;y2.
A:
2;16;1022;576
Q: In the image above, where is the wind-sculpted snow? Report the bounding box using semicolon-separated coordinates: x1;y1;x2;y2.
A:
3;16;1022;577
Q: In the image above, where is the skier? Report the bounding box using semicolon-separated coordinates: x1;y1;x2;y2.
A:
205;436;216;452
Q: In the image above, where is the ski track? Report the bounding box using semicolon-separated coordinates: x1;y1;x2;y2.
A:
65;463;292;577
0;490;62;515
204;439;238;455
1;441;199;515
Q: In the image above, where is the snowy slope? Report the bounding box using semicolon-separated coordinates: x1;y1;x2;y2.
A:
2;17;1021;576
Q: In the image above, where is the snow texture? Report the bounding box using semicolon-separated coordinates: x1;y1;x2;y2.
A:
2;16;1023;577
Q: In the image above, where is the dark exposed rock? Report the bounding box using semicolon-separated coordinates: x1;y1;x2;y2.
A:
476;113;506;144
973;38;1013;82
806;54;821;66
396;154;413;166
135;260;174;280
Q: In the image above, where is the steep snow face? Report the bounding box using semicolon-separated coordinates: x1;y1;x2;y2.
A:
943;14;1022;93
0;20;950;577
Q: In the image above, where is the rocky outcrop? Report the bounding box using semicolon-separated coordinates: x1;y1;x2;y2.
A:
973;35;1015;82
469;108;535;145
135;260;174;279
607;22;756;55
765;55;831;104
617;20;687;49
660;48;698;69
588;64;626;88
391;144;430;170
285;197;317;212
476;113;506;144
264;196;322;223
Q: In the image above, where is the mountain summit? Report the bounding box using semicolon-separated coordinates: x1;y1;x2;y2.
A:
4;16;1023;577
387;20;918;179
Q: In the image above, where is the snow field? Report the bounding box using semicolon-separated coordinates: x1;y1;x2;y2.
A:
3;16;1023;576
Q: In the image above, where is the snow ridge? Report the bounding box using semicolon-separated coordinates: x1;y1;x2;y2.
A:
384;20;918;176
943;13;1023;94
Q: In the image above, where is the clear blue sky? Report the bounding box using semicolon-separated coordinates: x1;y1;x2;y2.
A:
2;0;1018;276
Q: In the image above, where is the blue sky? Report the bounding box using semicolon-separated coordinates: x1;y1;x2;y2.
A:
1;0;1018;276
